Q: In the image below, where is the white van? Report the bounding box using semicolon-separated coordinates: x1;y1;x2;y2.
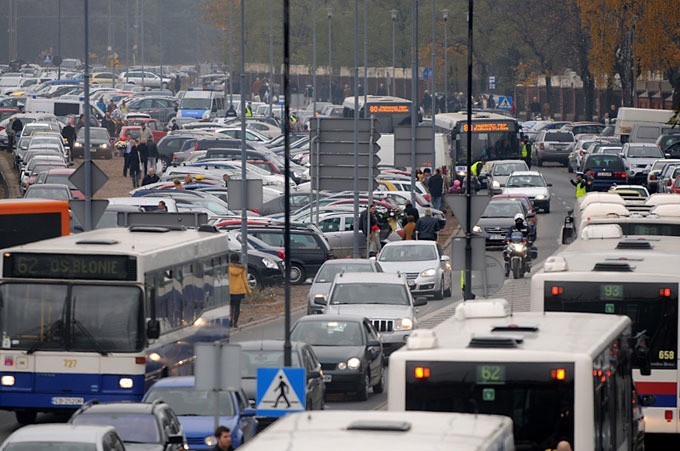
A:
614;107;675;143
176;90;226;125
24;97;105;124
630;122;677;144
107;196;178;212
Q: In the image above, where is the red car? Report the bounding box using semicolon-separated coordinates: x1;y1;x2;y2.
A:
125;118;167;142
37;168;84;199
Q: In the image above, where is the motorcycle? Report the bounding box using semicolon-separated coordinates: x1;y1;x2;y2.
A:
503;231;536;279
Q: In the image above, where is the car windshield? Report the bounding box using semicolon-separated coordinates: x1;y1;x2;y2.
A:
78;128;109;141
315;263;373;283
291;320;364;346
329;283;409;306
379;245;437;262
506;175;545;188
45;174;77;189
145;386;236;416
72;413;160;443
493;163;526;176
627;146;663;158
181;98;212;110
481;202;523;218
586;156;624;171
241;350;301;378
25;187;70;200
4;444;96;451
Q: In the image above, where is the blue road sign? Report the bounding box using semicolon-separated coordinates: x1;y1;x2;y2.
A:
256;367;306;417
43;54;52;64
423;67;432;80
497;96;513;110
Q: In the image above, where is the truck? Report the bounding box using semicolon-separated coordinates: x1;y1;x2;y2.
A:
614;107;675;143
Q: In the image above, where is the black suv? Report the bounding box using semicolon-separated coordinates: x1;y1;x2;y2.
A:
69;400;187;451
219;220;334;284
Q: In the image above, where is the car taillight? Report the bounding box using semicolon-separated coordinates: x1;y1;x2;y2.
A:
194;142;199;152
616;171;626;179
424;194;431;202
276;250;285;260
579;150;584;157
650;174;657;181
540;143;545;150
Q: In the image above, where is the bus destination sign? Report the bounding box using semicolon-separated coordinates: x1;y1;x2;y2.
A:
462;122;514;133
4;253;137;281
368;104;410;114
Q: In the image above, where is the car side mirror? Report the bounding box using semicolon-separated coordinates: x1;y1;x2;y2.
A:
313;295;327;306
414;296;428;306
243;407;256;417
369;256;376;261
307;370;321;379
440;255;450;262
547;183;553;187
146;319;160;339
167;435;184;445
666;153;671;158
368;339;381;347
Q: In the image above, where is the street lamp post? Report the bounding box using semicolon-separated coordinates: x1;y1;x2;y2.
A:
390;9;397;97
442;9;448;112
58;0;62;79
327;8;332;102
431;0;436;168
312;0;317;114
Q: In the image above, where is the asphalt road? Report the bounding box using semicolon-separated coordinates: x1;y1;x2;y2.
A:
0;165;577;439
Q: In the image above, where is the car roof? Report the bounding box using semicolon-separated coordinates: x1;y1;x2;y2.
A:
75;401;159;414
238;340;309;352
507;170;543;177
382;240;438;247
45;168;75;174
6;424;115;443
321;258;373;266
330;272;407;284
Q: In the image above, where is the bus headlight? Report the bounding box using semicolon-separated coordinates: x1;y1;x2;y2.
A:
347;358;361;370
262;258;278;269
118;377;134;389
204;436;217;447
1;375;15;386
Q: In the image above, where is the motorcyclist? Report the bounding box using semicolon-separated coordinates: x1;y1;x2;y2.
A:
507;213;530;240
503;213;531;276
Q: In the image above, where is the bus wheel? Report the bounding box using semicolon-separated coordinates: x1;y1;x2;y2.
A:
15;411;37;425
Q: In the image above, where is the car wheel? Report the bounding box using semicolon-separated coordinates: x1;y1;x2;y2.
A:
357;371;370;401
15;411;37;425
247;269;261;290
373;367;385;394
289;263;306;285
433;277;444;300
544;203;551;214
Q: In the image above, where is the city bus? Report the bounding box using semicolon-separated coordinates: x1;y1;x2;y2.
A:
0;199;70;248
434;112;521;174
388;299;644;451
531;226;680;435
0;226;231;425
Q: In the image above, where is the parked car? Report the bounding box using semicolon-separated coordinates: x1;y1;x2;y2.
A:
290;314;385;400
143;376;257;449
307;258;382;314
656;164;680;194
0;424;126;451
647;159;680;193
119;71;171;88
532;130;575;166
620;142;665;184
579;154;627;191
502;170;552;212
656;132;680;155
69;400;187;451
127;96;179;123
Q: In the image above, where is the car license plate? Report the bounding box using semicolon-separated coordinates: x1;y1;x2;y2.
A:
598;172;611;177
52;397;84;406
323;375;332;383
489;234;504;241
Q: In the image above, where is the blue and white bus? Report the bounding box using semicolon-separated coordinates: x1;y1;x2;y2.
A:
0;226;231;424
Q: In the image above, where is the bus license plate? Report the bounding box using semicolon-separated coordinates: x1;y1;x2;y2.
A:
323;375;332;382
52;397;84;406
598;172;611;177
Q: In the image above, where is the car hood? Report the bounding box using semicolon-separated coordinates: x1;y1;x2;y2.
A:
503;186;549;198
326;304;413;318
476;216;515;229
180;415;238;439
377;260;437;274
308;282;332;301
310;345;365;363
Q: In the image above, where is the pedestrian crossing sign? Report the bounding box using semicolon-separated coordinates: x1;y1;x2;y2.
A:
497;96;513;110
256;367;306;417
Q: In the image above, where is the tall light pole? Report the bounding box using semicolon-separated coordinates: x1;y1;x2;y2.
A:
390;9;397;97
431;0;436;168
327;8;332;102
312;0;317;114
363;0;368;117
107;0;112;83
442;9;448;112
141;0;145;88
268;3;273;117
58;0;62;79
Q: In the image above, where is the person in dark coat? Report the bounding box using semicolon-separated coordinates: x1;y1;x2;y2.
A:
403;201;420;222
128;139;141;188
414;208;441;241
146;136;159;172
141;167;160;186
427;168;444;211
358;204;379;237
61;120;76;159
138;138;149;175
101;112;116;138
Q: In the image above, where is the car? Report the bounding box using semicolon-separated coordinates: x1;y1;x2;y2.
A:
502;170;552;212
474;199;534;246
377;241;452;300
37;168;86;198
143;376;257;449
620;142;665;184
670;175;680;194
656;163;680;194
656;132;680;155
647;159;680;193
238;340;325;428
73;126;112;159
491;193;537;225
157;131;213;170
127;96;179;123
307;258;382;314
487;159;529;194
125;117;168;142
119;71;171;88
24;162;68;191
532;130;575;166
258;192;313;216
0;424;126;451
69;400;187;451
579;153;627;191
560;121;607;138
608;184;650;198
24;183;73;200
90;72;117;85
290;314;385;400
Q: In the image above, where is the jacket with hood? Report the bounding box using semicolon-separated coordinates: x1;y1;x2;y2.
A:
229;263;251;295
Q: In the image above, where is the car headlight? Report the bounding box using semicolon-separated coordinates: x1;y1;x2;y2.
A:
262;257;278;269
396;317;413;330
347;357;361;370
204;436;217;447
420;268;437;277
99;143;109;149
492;180;500;189
337;362;347;370
535;194;546;200
472;225;482;233
74;142;83;147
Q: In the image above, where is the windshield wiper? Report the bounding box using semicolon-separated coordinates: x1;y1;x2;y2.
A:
26;319;64;355
72;319;108;356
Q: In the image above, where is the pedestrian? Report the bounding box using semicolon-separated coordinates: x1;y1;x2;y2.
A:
96;98;106;114
601;112;613;125
10;116;23;149
358;204;379;237
142;167;160;186
212;426;234;451
101;112;116;138
138;138;149;175
414;208;440;241
122;133;132;177
184;174;194;185
421;167;432;185
146;135;159;172
448;179;463;193
128;139;141;188
140;123;153;143
403;201;419;222
173;178;184;189
170;118;180;131
174;75;182;94
570;173;588;198
156;200;168;212
422;90;432;117
529;96;541;119
223;173;230;187
556;441;573;451
521;139;533;169
368;225;382;257
376;82;387;96
252;77;262;99
583;168;594;191
6;118;16;151
225;105;237;118
487;94;496;109
245;102;253;117
428;168;444;211
120;100;129;115
608;104;618;119
402;215;416;240
229;254;251;329
61;119;76;160
107;99;116;114
75;114;85;134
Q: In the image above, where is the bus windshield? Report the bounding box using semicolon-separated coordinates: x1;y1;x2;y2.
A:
405;361;574;450
0;283;144;353
457;130;518;163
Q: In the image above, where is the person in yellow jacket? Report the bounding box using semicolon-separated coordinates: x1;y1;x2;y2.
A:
229;254;251;328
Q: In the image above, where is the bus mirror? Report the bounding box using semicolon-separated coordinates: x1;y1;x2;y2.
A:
147;319;160;339
561;227;574;245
